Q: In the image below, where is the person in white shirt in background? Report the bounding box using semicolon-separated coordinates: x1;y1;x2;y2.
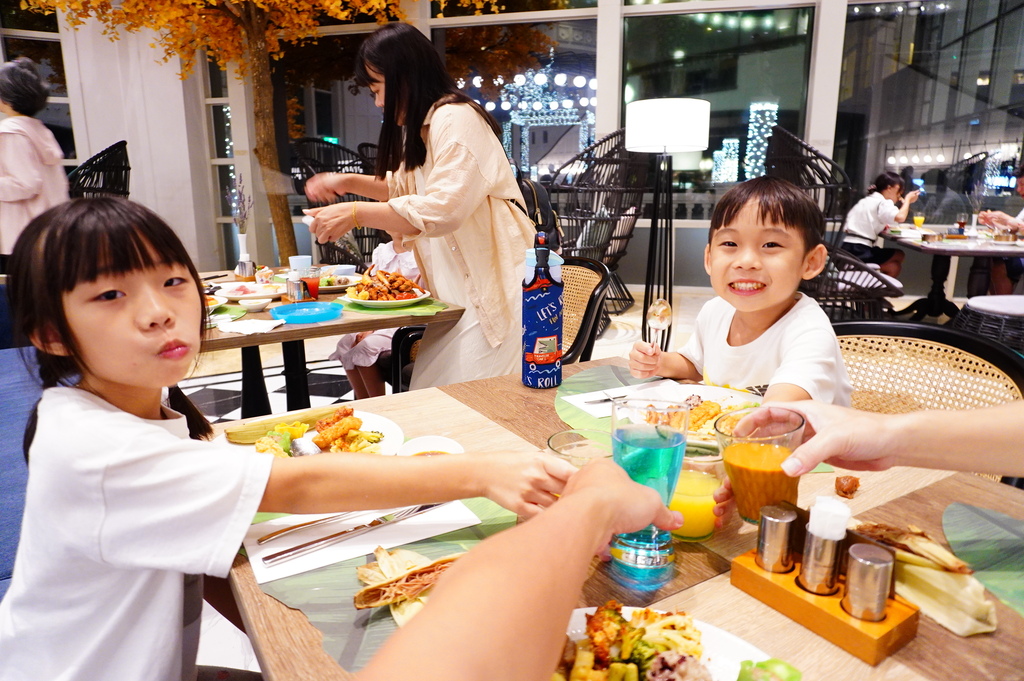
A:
331;238;420;398
0;56;68;272
978;166;1024;294
841;170;920;278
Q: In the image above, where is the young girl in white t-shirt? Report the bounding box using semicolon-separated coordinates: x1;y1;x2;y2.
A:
331;239;420;399
0;198;575;681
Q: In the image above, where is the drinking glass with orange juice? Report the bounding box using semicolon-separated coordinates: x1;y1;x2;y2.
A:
670;450;724;542
912;215;925;229
714;406;805;524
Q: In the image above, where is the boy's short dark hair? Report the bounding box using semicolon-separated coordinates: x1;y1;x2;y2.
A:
709;176;824;251
0;57;49;117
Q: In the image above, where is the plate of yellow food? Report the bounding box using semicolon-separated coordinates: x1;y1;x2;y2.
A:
559;601;772;681
205;294;227;310
245;405;404;457
650;384;762;446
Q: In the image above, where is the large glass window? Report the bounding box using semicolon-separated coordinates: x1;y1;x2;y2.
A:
623;8;814;209
432;0;595;19
836;1;1024;222
434;20;598;177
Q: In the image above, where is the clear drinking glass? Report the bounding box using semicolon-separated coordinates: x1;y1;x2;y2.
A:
669;450;724;542
546;429;613;468
715;407;805;525
609;398;688;591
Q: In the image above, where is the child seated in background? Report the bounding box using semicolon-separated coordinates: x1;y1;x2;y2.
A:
331;237;420;399
629;176;852;406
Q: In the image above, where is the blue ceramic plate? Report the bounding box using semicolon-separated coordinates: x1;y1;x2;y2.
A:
270;301;342;324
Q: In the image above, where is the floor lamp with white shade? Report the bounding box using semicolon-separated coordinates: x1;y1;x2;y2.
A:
625;98;711;350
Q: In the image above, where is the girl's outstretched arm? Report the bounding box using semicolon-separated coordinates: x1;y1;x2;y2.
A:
260;451;577;519
354;460;681;681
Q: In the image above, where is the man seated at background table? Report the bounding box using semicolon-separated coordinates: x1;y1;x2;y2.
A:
978;166;1024;295
629;176;852;406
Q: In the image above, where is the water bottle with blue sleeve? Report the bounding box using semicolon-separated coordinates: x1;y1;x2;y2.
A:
522;233;564;388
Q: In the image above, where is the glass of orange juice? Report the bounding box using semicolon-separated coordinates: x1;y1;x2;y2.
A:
715;406;805;524
670;450;724;542
912;215;925;229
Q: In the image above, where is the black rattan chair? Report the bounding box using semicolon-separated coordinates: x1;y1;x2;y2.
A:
290;137;385;268
67;140;130;199
765;127;898;321
546;129;649;325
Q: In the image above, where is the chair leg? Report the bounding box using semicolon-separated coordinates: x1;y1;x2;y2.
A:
603;271;635;315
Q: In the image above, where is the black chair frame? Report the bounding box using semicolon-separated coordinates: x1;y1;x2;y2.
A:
67;140;130;199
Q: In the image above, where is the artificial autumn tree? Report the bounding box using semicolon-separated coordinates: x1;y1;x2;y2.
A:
24;0;500;261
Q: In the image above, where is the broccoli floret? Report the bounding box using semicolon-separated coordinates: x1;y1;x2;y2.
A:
625;638;660;675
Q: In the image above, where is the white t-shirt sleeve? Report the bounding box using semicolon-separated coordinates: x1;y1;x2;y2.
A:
768;319;851;405
36;390;274;578
875;197;900;226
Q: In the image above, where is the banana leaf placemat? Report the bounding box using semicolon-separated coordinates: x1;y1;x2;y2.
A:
943;502;1024;618
331;298;448;316
257;497;515;671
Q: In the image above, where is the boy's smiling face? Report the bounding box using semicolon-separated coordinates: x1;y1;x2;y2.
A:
704;199;827;328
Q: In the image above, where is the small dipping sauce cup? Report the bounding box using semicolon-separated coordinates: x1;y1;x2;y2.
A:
715;406;805;524
546;428;613;468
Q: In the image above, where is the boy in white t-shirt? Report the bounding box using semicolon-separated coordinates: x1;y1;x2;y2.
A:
629;176;852;406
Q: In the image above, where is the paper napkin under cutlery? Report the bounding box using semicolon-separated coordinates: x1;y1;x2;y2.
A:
243;501;480;583
216;319;286;335
558;379;695;419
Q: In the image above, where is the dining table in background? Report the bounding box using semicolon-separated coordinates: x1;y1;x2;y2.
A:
884;231;1024;320
225;358;1024;681
201;271;464;417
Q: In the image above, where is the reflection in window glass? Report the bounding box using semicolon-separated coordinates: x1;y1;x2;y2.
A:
207;58;228;98
36;102;74;159
434;20;598;176
623;8;813;203
836;2;1024;222
217;165;236;217
0;0;57;32
2;38;67;95
432;0;594;19
210;105;234;158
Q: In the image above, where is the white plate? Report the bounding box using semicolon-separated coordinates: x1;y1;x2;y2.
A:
219;283;287;301
315;410;404;456
567;607;769;681
318;276;355;293
340;290;431;309
397;435;465;457
205;294;228;309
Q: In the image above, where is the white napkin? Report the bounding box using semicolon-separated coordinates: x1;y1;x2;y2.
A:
243;501;481;583
559;379;695;419
216;319;285;335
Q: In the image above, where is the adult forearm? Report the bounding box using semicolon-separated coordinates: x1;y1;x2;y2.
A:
354;201;421;237
341;174;390;201
356;492;611;681
890;405;1024;476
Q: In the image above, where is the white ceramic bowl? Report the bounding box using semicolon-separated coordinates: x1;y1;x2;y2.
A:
397;435;465;457
239;297;272;312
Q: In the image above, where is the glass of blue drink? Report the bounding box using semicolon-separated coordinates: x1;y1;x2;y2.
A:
609;398;689;591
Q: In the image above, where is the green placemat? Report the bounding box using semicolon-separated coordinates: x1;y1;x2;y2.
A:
943;502;1024;617
207;304;246;325
257;497;515;670
332;298;448;316
554;365;832;469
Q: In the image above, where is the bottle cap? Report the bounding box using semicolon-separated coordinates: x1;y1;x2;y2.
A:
287;269;300;281
756;505;797;573
842;544;894;621
808;496;851;541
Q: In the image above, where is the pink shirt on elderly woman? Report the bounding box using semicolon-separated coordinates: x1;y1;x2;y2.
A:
0;115;68;252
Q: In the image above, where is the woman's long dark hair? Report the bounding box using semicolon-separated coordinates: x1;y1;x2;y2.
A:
6;198;213;440
356;23;501;179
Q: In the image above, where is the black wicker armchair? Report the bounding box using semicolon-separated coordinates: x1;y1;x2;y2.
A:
67;140;130;199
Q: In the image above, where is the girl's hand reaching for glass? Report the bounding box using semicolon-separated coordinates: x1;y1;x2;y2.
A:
712;476;735;529
476;451;577;519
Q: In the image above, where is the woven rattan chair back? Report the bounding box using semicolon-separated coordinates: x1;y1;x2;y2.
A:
561;257;611;364
67;140;130;199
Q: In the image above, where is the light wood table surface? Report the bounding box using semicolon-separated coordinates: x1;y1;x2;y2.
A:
227;359;1024;680
200;271;464;416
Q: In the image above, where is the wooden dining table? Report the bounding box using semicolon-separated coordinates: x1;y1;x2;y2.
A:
225;358;1024;681
201;271;464;416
